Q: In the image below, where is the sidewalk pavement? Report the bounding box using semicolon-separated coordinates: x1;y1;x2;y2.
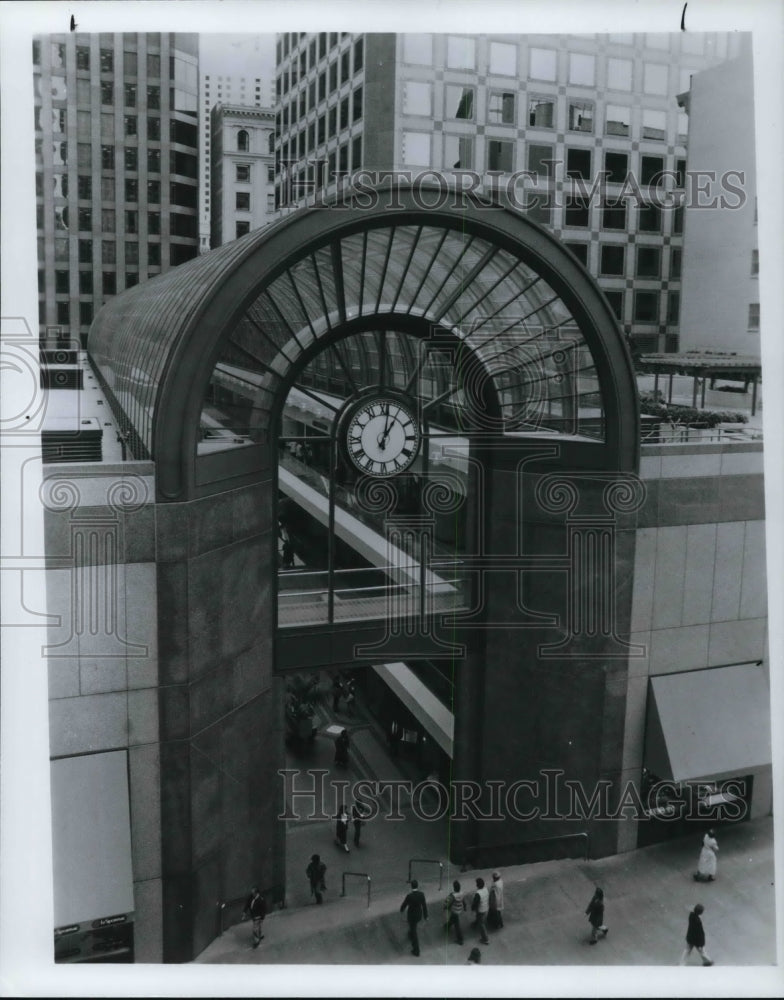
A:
196;815;777;968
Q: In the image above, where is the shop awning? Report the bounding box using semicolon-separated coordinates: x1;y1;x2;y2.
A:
644;663;771;783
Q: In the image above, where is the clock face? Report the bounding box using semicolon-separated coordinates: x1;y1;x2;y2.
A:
345;396;421;477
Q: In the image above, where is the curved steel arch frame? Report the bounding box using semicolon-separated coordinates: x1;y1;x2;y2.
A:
146;188;639;502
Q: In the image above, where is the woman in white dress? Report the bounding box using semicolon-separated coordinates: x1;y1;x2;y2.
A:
695;829;719;881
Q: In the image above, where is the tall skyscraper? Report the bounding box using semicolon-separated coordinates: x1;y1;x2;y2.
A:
274;32;741;352
33;32;200;347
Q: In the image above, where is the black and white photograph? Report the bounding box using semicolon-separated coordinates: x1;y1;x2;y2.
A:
1;2;782;997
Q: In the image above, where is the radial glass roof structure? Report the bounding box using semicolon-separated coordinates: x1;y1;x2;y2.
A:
88;184;639;501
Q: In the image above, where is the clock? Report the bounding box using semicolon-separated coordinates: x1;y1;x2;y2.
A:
344;395;421;477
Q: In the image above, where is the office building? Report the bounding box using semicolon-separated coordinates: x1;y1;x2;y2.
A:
274;32;742;352
209;103;276;246
33;32;200;348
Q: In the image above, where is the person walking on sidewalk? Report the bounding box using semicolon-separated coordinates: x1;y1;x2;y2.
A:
443;880;465;945
335;803;350;852
680;903;714;965
334;728;350;767
694;829;719;882
243;887;266;948
351;800;367;847
488;871;504;930
585;887;609;944
471;877;490;945
400;879;428;956
306;854;327;905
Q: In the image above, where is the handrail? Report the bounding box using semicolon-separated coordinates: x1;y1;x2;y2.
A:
408;858;444;891
341;871;372;908
460;831;589;872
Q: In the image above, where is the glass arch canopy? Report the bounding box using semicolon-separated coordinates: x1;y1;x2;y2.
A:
199;222;605;453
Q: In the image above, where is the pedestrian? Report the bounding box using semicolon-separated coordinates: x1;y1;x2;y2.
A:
243;886;266;948
335;803;350;852
400;879;428;957
488;871;504;930
680;903;714;966
306;854;326;905
352;800;367;847
281;537;294;569
585;887;608;944
344;677;356;715
471;877;490;945
331;674;344;712
334;727;350;767
443;879;465;945
466;947;482;964
694;829;719;882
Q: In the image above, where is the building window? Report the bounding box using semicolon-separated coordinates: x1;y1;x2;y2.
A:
124;83;137;107
748;303;760;330
353;38;363;73
100;49;113;74
352;134;362;170
568;52;595;86
102;271;116;295
147;117;160;141
564;196;589;228
148;212;160;235
568;101;594;133
236;220;250;238
236;191;250;211
77;207;92;231
403;34;433;65
329;61;338;92
600;245;625;275
404;81;432;116
447;35;475;69
101;209;115;230
667;291;680;325
57;301;70;326
125;178;138;201
77;175;92;199
102;240;116;264
147;85;160;110
148;148;161;173
634;291;659;323
125;210;138;233
642;109;666;141
566;148;591;180
528;95;554;128
318;71;326;103
636;246;661;277
677;111;689;145
147;52;160;77
402;131;432;167
353;86;363;122
527;143;554;178
643;63;669;96
236;163;251;182
124;148;138;172
489;41;517;76
54;269;69;294
101;80;114;105
76;45;90;70
445;85;474;120
640;155;664;186
78;239;92;264
328;106;337;135
638;202;662;233
670;247;682;279
147;180;160;204
607;57;633;91
751;249;759;276
488;90;516;125
487;139;514;173
341;49;350;84
602;202;627;230
565;242;588;265
79;302;93;326
606;104;630;137
529;47;557;81
125;273;138;288
126;241;139;265
79;271;93;295
675;158;687;188
604;290;624;321
444;134;474;170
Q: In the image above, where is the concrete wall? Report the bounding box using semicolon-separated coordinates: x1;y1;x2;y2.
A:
45;465;284;963
618;440;769;851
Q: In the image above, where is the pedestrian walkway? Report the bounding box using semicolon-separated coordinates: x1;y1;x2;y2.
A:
196;816;776;968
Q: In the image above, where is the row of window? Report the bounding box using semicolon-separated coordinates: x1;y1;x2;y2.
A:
279;84;363;137
236;163;276;184
598;288;680;326
562;243;683;279
400;34;700;89
235;129;276;155
277;136;364;200
233;191;276;213
42;41;167;79
42;235;195;267
404;130;687;181
277;35;362;94
278;91;363;162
